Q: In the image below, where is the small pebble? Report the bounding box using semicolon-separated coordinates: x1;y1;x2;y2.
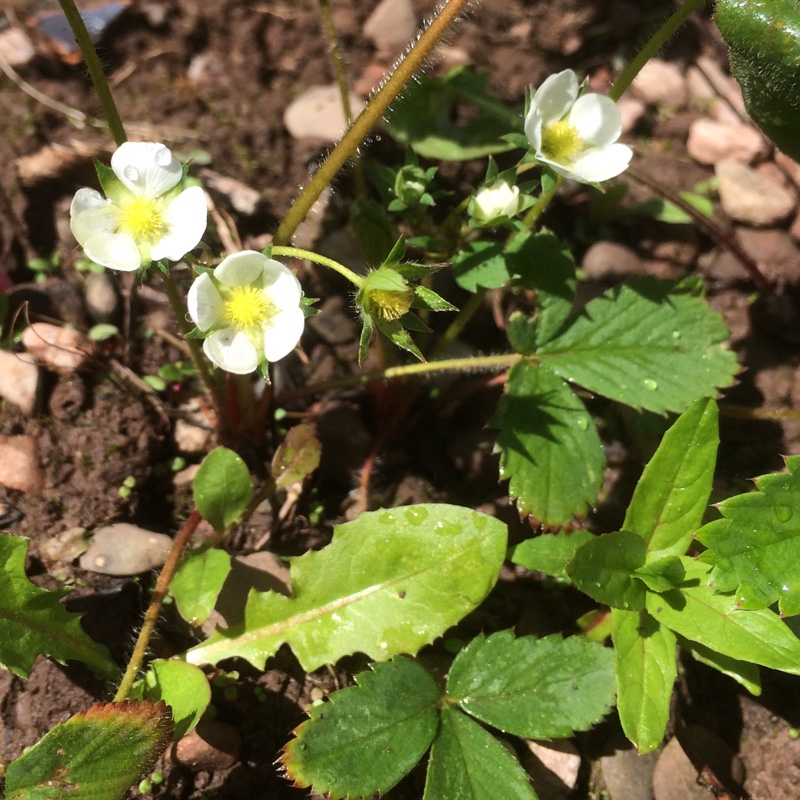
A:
80;524;173;575
717;159;796;227
0;435;43;492
22;322;94;374
364;0;417;54
631;59;687;110
171;721;242;771
687;118;769;165
0;350;40;414
284;85;365;143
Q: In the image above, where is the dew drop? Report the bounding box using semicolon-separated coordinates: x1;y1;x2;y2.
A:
123;165;139;182
154;146;172;167
775;505;793;523
404;507;428;526
672;330;681;340
379;512;396;524
643;378;658;391
576;417;589;431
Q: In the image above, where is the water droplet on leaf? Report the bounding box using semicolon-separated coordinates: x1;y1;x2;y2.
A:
643;378;658;390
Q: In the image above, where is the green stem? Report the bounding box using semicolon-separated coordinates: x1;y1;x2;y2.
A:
160;271;222;418
276;352;522;405
271;245;364;287
521;172;563;231
114;510;202;700
273;0;473;246
317;0;366;196
56;0;127;145
609;0;708;102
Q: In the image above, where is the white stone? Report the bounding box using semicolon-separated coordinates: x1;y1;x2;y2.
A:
22;323;94;373
364;0;417;54
582;241;642;281
0;435;42;492
617;97;646;135
630;59;687;109
84;271;119;323
0;350;39;414
717;159;797;226
174;418;213;454
80;523;173;575
525;740;580;788
284;85;365;143
687;118;769;165
0;27;35;67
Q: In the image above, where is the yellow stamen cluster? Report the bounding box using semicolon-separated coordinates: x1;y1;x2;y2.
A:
540;119;584;165
223;285;273;330
116;196;168;243
369;289;413;321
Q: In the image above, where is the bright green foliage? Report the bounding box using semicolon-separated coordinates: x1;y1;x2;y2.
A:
4;700;173;800
697;456;800;615
612;609;676;755
624;397;719;560
185;504;506;671
424;708;538;800
283;658;440;799
537;279;737;414
446;631;615;738
679;638;761;696
0;534;115;680
171;547;231;625
272;423;321;491
647;557;800;676
716;0;800;160
282;632;616;799
507;229;576;347
510;529;593;580
130;659;211;739
495;362;604;525
567;531;648;610
193;447;253;532
453;241;511;292
385;66;520;161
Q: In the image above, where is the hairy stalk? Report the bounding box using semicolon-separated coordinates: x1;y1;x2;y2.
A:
114;510;202;700
609;0;708;102
56;0;127;145
160;271;223;420
521;173;563;231
274;0;473;246
317;0;366;196
271;245;364;287
276;352;523;406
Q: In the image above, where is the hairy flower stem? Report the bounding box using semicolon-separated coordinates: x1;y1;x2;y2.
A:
276;352;523;406
114;510;203;701
609;0;708;102
57;0;127;145
274;0;473;246
271;245;364;287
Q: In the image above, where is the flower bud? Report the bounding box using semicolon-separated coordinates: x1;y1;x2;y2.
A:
394;165;429;206
471;180;521;222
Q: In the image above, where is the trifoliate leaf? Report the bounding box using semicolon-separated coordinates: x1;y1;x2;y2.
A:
185;504;506;671
612;609;676;754
507;229;576;346
424;707;538;800
4;700;172;800
647;558;800;675
567;531;648;611
625;397;718;560
494;362;604;525
170;547;232;626
282;657;439;799
453;241;511;292
446;631;616;738
272;423;321;491
509;530;594;581
697;455;800;615
130;659;210;739
537;279;737;414
0;533;115;679
193;447;253;532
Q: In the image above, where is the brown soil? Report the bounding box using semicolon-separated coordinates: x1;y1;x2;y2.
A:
1;1;800;798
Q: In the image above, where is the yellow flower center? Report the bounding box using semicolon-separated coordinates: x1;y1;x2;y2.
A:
540;119;584;165
223;285;273;330
369;289;413;321
116;196;168;243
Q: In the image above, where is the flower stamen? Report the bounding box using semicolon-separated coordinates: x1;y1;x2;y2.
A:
116;196;168;243
540;120;584;165
223;285;273;330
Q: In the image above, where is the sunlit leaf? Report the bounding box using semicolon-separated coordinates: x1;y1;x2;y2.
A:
193;447;253;532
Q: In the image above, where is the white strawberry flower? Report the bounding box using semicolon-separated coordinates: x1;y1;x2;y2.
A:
524;69;632;184
187;250;305;375
472;180;521;222
70;142;207;272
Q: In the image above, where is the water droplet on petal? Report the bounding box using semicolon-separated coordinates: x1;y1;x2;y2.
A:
643;378;658;391
154;146;172;167
123;165;139;181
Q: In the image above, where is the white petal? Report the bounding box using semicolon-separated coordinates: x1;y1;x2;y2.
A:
83;231;142;271
528;69;578;125
203;328;259;374
111;142;182;198
215;250;265;288
568;94;622;146
567;143;633;183
150;186;208;262
523;109;544;153
70;188;118;246
187;272;223;331
261;259;302;310
262;307;305;362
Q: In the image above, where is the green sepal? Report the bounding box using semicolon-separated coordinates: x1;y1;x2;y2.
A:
358;312;374;364
412;284;457;313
